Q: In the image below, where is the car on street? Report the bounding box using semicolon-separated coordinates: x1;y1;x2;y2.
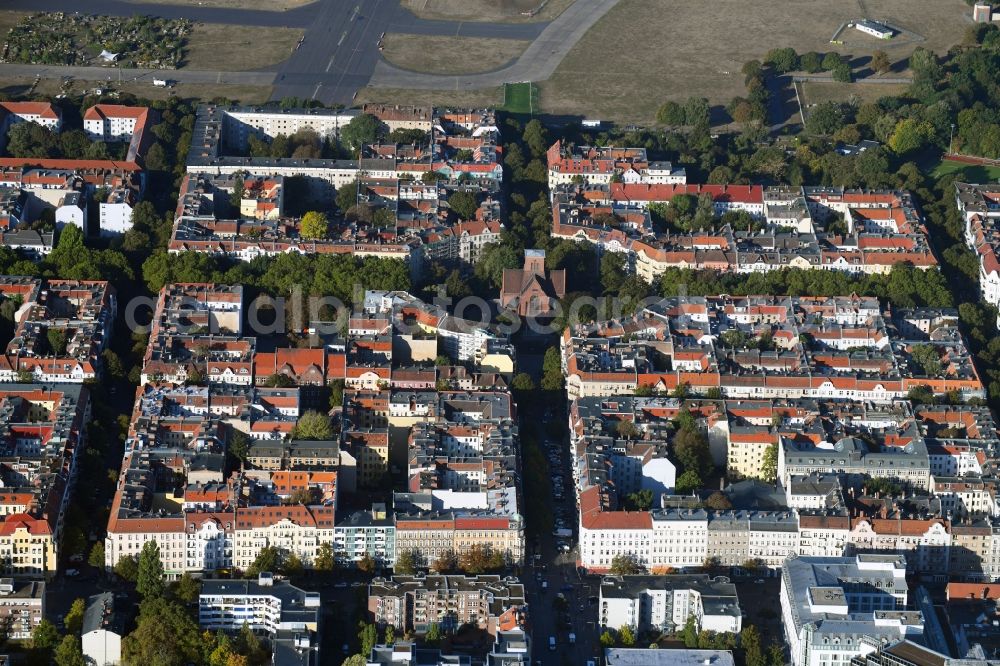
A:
65;569;80;577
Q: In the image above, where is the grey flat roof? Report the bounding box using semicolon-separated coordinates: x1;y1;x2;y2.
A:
603;649;736;666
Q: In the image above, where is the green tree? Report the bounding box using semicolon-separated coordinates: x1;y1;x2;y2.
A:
299;211;329;239
315;542;336;572
618;625;636;647
760;443;778;484
704;491;733;510
291;411;334;440
741;624;766;666
871;50;891;74
114;554;138;582
283;552;305;577
610;554;644;575
65;598;86;634
625;489;653;511
888;118;932;154
448;190;479;220
122;597;203;666
341;114;383;153
910;343;944;376
682;615;698;648
336;180;359;212
800;51;823;73
395;549;418;575
656;101;686;125
88;542;105;570
764;47;799;73
246;546;283;578
425;622;443;645
522;119;549;158
475;243;520;289
329;379;346;409
173;572;200;605
511;373;535;392
383;624;395;646
47;327;67;356
137;540;165;600
600;631;616;648
53;635;85;666
675;469;702;494
358;553;376;573
32;618;60;650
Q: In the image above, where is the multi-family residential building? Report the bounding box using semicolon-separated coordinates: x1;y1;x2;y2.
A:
552;184;936;281
957;182;1000;319
546;141;687;189
781;555;923;666
0;578;44;640
0;278;117;383
598;574;741;634
0;102;61;134
367;574;526;635
200;574;320;665
562;297;983;402
0;382;90;578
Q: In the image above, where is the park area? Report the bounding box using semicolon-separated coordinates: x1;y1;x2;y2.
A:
538;0;969;123
0;13;190;68
932;158;1000;182
380;35;529;75
400;0;575;23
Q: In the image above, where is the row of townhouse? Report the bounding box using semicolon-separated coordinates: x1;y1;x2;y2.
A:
108;283;524;576
168;173;503;281
957;182;1000;324
561;296;984;402
576;498;979;576
0;277;117;384
186;104;500;196
550;182;936;282
367;574;526;636
0;383;90;578
546;140;687;189
0;161;144;241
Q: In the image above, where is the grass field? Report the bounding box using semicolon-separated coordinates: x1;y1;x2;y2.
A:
800;81;909;106
126;0;314;9
357;86;503;109
933;160;1000;182
381;34;529;75
182;23;302;71
400;0;574;23
539;0;969;124
501;82;538;114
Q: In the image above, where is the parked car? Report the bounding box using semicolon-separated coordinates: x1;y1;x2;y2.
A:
65;569;80;577
68;554;84;563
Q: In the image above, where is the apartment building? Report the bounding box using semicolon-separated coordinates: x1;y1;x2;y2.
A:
0;383;89;578
0;102;61;133
546;141;687;189
367;574;525;636
958;182;1000;312
562;297;983;402
781;555;922;666
599;574;741;634
552;185;935;281
0;279;117;383
0;578;44;640
200;574;321;665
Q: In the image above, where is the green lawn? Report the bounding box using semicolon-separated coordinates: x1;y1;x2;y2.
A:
932;159;1000;182
501;82;538;114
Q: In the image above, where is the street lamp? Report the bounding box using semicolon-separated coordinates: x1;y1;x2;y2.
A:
949;123;955;155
